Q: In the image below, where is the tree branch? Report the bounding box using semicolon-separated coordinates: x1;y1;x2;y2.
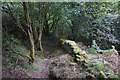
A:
6;3;28;36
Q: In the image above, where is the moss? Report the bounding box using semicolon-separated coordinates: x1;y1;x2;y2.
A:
73;47;80;50
86;74;96;78
71;45;78;49
76;58;80;62
90;74;96;78
71;45;76;48
76;55;82;58
102;50;114;55
84;60;90;63
67;41;76;46
109;75;119;78
61;39;66;44
73;48;80;54
70;62;77;66
83;54;88;58
109;69;114;75
80;59;86;62
99;71;107;78
87;68;99;75
78;51;83;56
83;63;89;68
73;49;80;54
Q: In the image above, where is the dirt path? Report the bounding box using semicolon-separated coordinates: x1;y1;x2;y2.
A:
31;59;50;78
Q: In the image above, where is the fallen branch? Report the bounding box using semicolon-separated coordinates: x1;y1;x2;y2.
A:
10;46;31;60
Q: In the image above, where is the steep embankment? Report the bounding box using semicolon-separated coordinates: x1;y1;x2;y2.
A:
49;39;119;79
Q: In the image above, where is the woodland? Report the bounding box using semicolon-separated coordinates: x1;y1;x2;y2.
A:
2;1;120;79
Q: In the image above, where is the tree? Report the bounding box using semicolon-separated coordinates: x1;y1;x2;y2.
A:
37;2;44;51
23;2;35;63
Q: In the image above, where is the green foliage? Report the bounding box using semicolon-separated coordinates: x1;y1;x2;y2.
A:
109;75;119;78
2;2;119;48
32;65;40;71
88;48;97;54
23;63;32;69
23;62;39;70
35;58;40;63
2;34;29;68
48;33;60;42
14;45;27;52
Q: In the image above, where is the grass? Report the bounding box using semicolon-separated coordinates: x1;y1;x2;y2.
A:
35;58;40;63
23;62;39;71
14;45;28;52
33;65;40;71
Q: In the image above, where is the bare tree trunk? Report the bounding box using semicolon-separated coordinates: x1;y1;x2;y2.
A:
38;22;43;51
32;3;38;46
37;3;43;52
23;2;35;63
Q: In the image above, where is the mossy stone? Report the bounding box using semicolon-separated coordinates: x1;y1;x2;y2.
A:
83;63;89;68
89;69;99;75
78;52;81;55
84;59;90;63
73;48;80;53
61;39;66;44
74;49;80;54
76;58;80;62
68;41;76;45
71;45;78;49
109;75;119;78
76;55;82;58
83;54;88;58
80;59;86;62
78;51;84;56
86;74;96;78
99;71;107;78
73;47;79;50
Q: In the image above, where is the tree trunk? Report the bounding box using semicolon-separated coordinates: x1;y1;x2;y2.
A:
30;2;38;49
23;2;35;63
38;24;43;51
37;3;43;52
